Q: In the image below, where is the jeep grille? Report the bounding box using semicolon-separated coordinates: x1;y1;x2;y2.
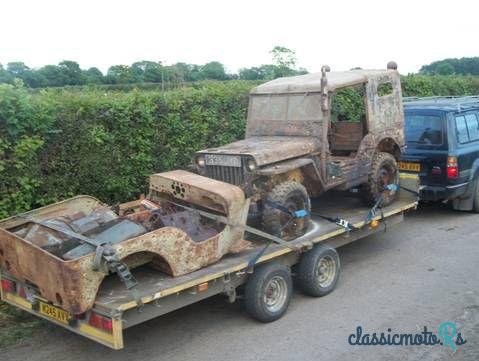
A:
205;164;245;186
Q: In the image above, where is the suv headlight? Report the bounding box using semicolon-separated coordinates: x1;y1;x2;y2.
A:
247;158;256;171
196;155;205;167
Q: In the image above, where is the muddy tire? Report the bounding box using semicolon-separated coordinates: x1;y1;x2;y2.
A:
262;181;311;241
361;152;399;206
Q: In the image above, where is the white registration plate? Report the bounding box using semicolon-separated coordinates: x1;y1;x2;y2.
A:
205;154;242;167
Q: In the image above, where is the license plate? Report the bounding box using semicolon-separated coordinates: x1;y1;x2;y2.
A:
39;301;71;324
205;154;242;167
398;161;420;172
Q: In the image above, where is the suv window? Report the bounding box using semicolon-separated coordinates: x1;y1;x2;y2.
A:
465;113;479;141
455;115;469;143
405;113;444;147
455;113;479;143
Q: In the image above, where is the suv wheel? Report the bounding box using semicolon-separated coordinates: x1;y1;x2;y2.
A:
362;152;399;206
262;181;311;241
473;178;479;213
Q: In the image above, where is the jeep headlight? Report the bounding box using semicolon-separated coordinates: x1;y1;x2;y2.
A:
196;155;205;167
247;158;257;171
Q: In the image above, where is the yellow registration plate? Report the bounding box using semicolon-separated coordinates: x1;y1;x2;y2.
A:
398;161;420;172
39;302;71;324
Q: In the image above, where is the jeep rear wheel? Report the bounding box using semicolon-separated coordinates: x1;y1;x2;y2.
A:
262;181;311;241
362;152;399;206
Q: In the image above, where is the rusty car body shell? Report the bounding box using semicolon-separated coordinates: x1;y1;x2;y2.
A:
195;67;405;197
0;171;250;314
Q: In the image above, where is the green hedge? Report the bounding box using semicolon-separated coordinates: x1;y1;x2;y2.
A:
1;75;479;218
0;81;251;218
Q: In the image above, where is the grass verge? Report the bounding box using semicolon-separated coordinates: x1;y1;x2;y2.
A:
0;301;44;349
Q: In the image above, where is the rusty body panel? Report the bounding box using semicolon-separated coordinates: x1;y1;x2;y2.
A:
197;136;318;166
0;172;250;314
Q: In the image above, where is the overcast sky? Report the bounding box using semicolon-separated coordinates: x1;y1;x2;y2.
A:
1;0;477;75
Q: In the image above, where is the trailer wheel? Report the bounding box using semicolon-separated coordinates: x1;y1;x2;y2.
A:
244;263;292;322
297;244;340;297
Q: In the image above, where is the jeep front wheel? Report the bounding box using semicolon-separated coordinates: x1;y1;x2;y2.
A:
262;181;311;241
362;152;399;206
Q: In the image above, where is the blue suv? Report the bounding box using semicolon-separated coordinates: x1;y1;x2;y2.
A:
400;96;479;212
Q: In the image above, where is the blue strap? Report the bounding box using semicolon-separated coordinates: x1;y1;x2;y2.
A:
385;184;399;192
293;209;309;218
265;199;309;218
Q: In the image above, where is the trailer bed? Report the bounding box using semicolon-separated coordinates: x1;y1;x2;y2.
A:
96;187;416;311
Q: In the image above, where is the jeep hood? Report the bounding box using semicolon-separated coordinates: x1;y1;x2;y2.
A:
197;136;319;166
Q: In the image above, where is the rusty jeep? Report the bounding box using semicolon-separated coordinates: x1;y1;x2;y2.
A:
195;62;405;239
0;171;251;314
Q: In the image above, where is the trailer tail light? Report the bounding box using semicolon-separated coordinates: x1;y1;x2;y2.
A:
89;312;113;333
447;156;459;180
1;279;15;293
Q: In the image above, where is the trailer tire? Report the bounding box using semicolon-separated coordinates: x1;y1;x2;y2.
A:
297;244;340;297
362;152;399;207
263;181;311;241
244;263;292;323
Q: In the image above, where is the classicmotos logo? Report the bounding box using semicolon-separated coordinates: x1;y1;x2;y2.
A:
348;322;467;351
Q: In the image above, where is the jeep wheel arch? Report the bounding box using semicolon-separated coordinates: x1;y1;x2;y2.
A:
256;159;324;198
377;137;402;159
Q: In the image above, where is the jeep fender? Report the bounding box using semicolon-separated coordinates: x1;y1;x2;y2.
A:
255;158;324;197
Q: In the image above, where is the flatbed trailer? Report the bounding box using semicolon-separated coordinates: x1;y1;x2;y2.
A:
0;173;418;350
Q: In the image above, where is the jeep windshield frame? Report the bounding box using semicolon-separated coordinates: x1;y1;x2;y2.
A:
245;93;325;138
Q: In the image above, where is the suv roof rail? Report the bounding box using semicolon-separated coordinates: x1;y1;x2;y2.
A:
403;96;479;110
403;95;479;103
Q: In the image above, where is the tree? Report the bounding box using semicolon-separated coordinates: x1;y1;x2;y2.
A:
269;46;300;78
37;65;67;87
82;67;104;84
105;65;137;84
239;67;262;80
436;62;455;75
6;62;30;77
58;60;83;85
420;57;479;75
0;64;13;84
172;62;204;82
200;61;227;80
239;64;277;80
270;46;297;69
131;61;164;83
22;71;47;88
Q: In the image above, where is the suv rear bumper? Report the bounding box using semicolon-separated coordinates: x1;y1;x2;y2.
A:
420;182;469;201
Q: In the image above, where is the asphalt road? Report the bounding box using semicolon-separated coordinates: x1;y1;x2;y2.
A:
3;203;479;361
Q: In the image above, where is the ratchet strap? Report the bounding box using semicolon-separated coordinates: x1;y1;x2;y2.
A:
264;199;310;219
310;212;359;232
